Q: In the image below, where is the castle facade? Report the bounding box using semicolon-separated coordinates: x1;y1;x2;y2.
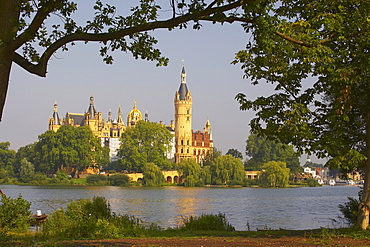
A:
48;65;213;164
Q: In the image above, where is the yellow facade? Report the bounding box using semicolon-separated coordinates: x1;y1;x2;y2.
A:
174;66;194;163
48;64;213;166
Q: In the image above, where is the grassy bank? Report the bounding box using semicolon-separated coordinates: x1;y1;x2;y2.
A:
2;227;370;246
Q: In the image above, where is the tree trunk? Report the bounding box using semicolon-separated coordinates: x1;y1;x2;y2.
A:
357;109;370;229
0;0;22;121
0;48;13;122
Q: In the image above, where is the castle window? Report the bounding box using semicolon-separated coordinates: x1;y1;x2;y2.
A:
181;140;184;145
181;149;184;153
187;140;189;145
187;149;189;153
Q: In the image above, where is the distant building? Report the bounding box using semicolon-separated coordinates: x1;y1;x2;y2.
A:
48;64;213;164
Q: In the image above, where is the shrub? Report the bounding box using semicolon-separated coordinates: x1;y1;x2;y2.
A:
338;190;362;226
242;178;259;187
29;172;49;185
0;194;31;234
181;213;235;231
108;174;130;186
40;196;144;239
86;174;108;185
305;178;321;187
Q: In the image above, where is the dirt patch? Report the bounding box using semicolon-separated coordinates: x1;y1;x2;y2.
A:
56;236;370;246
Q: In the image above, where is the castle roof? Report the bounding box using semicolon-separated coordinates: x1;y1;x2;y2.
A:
178;64;189;100
68;113;85;126
178;83;188;101
87;94;97;119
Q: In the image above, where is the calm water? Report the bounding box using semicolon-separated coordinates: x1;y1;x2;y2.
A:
0;185;360;230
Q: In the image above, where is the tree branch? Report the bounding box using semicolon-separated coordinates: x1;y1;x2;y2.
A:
13;0;247;77
275;31;333;48
10;0;64;50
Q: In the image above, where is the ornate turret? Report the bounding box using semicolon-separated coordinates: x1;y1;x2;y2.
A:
145;111;149;122
127;101;142;127
84;94;102;133
204;118;212;141
108;109;113;122
48;101;62;131
87;94;97;120
52;101;60;125
117;105;124;125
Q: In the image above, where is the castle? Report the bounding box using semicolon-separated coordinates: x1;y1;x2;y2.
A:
48;65;213;164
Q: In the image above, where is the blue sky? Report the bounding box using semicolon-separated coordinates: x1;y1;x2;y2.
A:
0;1;322;164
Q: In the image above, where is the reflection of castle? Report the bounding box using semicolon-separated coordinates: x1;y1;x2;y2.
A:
48;65;213;164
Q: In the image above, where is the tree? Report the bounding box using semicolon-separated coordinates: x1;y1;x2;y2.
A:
142;163;165;186
0;0;248;121
13;143;36;174
108;174;130;186
245;134;302;173
209;155;245;185
86;174;108;185
177;158;202;187
0;142;15;167
33;125;108;174
259;161;290;188
18;158;35;183
202;147;221;167
0;142;16;179
56;169;69;182
0;194;31;234
234;0;370;228
118;121;173;172
225;148;243;160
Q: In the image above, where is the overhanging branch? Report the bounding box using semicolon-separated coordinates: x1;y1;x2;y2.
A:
13;0;248;77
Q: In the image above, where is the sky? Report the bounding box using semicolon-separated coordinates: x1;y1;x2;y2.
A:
0;1;323;164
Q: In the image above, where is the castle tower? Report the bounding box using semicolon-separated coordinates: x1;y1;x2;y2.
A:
127;101;143;127
108;109;113;122
48;101;62;132
174;64;194;163
84;94;103;134
117;105;124;125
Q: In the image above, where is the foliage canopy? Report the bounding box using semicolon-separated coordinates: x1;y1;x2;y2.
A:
245;134;302;173
233;0;370;227
118;121;173;172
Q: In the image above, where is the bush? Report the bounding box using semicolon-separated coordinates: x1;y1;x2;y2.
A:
305;178;321;187
227;179;243;186
338;190;362;226
108;174;130;186
242;178;259;187
0;194;31;234
86;174;108;185
181;213;235;231
29;172;49;185
40;196;144;239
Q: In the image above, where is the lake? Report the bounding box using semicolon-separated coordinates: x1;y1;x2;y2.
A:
0;185;360;230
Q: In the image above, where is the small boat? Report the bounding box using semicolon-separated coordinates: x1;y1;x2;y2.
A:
30;211;48;225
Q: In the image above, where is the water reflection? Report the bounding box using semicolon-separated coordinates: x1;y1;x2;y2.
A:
0;185;360;230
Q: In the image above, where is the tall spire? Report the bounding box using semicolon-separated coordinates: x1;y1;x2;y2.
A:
87;94;97;119
181;60;186;84
178;61;189;101
53;101;60;125
108;109;112;122
117;105;124;125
